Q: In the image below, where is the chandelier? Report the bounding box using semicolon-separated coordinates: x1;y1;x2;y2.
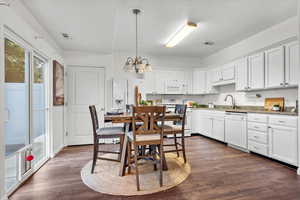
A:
123;9;152;74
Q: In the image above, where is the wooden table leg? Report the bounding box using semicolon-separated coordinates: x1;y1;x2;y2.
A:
162;152;168;171
119;123;129;176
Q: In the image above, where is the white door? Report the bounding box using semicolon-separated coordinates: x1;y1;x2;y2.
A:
248;52;265;90
235;57;248;91
212;117;225;142
67;66;105;145
269;125;298;165
265;46;285;88
285;41;299;86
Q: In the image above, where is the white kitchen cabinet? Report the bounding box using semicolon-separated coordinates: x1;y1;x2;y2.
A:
212;64;235;86
235;57;248;91
192;70;206;94
191;110;202;133
202;115;213;137
206;71;218;94
225;113;247;149
212;116;225;142
248;52;265;90
265;46;285;88
269;125;298;166
222;63;235;81
285;41;299;86
211;68;222;83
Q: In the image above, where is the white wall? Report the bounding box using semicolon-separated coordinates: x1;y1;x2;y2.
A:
201;17;298;67
197;85;298;107
63;50;200;112
0;1;64;197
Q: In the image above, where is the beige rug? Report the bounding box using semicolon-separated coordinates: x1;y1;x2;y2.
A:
81;153;191;196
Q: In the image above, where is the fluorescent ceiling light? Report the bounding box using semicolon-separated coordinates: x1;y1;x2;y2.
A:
165;22;197;48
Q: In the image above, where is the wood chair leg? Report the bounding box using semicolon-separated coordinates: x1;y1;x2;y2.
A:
91;140;98;174
118;135;124;161
133;145;140;191
181;133;187;163
127;141;132;174
173;134;180;157
159;144;163;187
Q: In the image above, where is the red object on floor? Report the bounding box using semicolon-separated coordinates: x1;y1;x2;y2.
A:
26;155;34;161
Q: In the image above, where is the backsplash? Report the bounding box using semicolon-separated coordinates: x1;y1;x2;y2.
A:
147;84;298;108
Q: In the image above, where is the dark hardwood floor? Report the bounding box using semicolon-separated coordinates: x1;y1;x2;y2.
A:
10;136;300;200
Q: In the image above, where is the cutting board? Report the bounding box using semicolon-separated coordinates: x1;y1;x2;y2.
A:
264;97;284;111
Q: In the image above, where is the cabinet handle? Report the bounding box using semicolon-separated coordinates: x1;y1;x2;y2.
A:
278;120;285;123
280;83;284;86
285;83;289;85
254;126;259;129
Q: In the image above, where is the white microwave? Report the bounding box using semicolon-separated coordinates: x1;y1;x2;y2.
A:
165;80;186;94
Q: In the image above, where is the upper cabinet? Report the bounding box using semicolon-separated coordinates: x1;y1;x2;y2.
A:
192;70;206;94
285;41;299;86
265;46;285;88
248;52;265;90
212;63;235;86
235;57;248;91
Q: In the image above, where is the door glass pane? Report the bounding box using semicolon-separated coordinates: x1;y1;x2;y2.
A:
32;56;46;165
4;38;29;156
4;38;29;191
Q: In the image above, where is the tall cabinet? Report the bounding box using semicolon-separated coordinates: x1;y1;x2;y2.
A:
265;46;285;88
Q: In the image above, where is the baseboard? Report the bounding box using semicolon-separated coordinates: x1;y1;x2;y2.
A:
297;168;300;175
51;145;64;158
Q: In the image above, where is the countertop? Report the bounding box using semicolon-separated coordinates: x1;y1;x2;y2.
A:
190;106;298;116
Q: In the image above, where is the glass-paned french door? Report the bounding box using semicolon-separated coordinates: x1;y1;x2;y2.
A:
4;34;49;193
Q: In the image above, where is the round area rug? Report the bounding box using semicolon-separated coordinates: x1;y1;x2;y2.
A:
81;153;191;196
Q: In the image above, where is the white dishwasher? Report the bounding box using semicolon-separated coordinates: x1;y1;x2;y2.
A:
225;112;248;150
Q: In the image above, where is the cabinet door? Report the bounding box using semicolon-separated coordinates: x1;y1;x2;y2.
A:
269;125;298;165
212;68;222;83
192;70;206;94
265;46;285;88
191;110;202;133
212;118;225;142
222;64;235;81
235;57;248;91
206;71;218;94
248;52;265;90
202;116;213;137
285;41;299;86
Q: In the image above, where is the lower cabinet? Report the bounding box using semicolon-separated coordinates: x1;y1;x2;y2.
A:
212;117;225;142
268;125;298;166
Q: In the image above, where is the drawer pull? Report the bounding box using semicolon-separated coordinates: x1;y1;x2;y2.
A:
278;120;285;123
254;136;259;138
254;126;259;129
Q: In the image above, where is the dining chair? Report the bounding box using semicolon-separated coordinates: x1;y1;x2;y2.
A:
126;106;166;191
162;104;187;163
89;105;125;174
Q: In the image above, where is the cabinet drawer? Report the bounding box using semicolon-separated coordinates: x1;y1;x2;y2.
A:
248;141;268;156
248;130;268;144
248;122;267;132
269;116;297;127
247;114;268;123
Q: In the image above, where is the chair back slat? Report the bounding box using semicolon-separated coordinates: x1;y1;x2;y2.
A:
132;106;166;137
174;104;187;130
89;105;99;139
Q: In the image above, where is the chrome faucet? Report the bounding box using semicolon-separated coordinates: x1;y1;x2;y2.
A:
224;94;236;109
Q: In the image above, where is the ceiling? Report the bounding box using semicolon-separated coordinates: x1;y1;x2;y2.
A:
22;0;297;58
